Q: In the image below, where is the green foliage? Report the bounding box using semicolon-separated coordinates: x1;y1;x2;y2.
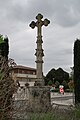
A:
68;80;74;91
62;80;68;89
45;67;69;88
74;39;80;104
48;80;53;86
30;113;55;120
0;35;5;44
0;35;15;119
30;107;80;120
0;35;9;58
44;77;50;85
46;68;56;81
0;78;14;119
74;106;80;119
55;81;60;88
55;68;69;83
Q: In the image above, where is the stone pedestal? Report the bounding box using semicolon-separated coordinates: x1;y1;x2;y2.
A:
28;86;51;112
13;86;51;112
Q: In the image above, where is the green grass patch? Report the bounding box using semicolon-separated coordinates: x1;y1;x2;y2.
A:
29;106;80;120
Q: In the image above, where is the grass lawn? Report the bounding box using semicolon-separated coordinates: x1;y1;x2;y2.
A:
29;105;80;120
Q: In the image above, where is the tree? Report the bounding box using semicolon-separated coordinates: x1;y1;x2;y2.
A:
48;80;53;86
46;68;56;82
74;39;80;104
68;80;74;91
62;80;68;90
55;81;60;88
55;68;69;84
0;35;15;119
45;67;69;85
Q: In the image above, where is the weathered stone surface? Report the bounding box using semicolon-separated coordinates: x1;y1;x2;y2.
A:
13;86;51;119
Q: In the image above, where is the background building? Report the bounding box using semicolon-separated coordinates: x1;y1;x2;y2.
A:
10;65;36;86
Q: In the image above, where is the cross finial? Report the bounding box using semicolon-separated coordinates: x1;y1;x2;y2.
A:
29;13;50;29
36;13;43;20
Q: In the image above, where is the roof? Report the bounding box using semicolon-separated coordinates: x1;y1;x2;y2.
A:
11;65;36;71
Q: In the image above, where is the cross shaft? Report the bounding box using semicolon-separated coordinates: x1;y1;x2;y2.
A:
29;13;50;84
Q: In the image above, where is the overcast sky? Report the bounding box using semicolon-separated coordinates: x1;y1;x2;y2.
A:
0;0;80;75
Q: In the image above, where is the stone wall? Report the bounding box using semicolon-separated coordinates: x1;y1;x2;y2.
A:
13;86;51;119
13;86;51;111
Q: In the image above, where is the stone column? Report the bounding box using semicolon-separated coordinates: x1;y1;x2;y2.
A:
29;13;50;85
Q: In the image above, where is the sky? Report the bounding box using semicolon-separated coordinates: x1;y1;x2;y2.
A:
0;0;80;75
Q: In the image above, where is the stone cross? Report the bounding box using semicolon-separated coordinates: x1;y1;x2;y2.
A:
29;13;50;85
